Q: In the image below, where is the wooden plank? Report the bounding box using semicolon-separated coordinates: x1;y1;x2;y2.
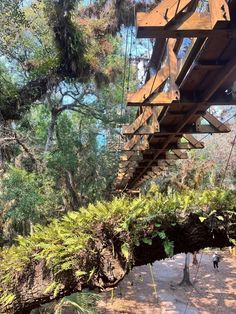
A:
168;38;179;101
119;160;138;169
183;134;204;148
120;153;141;162
119;151;135;161
173;13;211;31
137;0;192;28
127;64;170;104
200;56;236;102
137;9;230;38
172;149;188;159
123;135;149;151
209;0;230;28
147;38;167;81
137;25;234;39
166;151;188;159
122;107;155;135
148;142;204;150
158;125;229;134
128;92;179;106
203;112;230;132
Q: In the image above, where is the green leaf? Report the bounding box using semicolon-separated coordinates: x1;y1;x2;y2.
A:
208;210;216;216
53;283;62;298
88;267;96;282
121;243;129;260
157;231;166;240
199;216;207;222
134;239;140;247
229;238;236;246
44;281;57;294
217;215;224;221
163;239;174;257
142;237;152;245
75;270;87;278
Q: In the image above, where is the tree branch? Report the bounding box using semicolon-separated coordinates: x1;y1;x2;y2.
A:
0;190;235;313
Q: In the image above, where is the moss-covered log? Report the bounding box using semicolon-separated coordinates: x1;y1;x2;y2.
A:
0;188;235;313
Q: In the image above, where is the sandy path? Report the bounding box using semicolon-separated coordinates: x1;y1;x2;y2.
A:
97;251;236;314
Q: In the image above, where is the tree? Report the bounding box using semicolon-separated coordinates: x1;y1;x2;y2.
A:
0;188;235;313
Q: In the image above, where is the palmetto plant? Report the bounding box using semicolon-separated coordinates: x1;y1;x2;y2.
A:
34;292;100;314
54;292;100;314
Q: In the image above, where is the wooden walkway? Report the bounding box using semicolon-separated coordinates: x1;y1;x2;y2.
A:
115;0;236;192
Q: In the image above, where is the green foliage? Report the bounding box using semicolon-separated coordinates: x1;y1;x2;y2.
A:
163;240;174;257
0;187;235;308
0;166;62;226
54;291;100;314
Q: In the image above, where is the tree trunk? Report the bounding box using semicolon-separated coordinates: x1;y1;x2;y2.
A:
44;111;58;153
65;171;79;210
179;253;192;286
0;213;234;314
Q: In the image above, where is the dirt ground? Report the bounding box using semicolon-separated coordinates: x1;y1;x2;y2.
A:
97;250;236;314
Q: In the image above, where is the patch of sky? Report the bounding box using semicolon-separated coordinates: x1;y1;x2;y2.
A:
177;38;192;59
22;0;33;8
0;55;25;85
57;81;97;106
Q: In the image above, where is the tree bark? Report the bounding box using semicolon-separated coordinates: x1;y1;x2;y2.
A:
44;111;58;153
0;212;234;314
65;170;79;210
179;253;192;286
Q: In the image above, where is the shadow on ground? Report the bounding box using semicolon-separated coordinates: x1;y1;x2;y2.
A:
96;250;236;314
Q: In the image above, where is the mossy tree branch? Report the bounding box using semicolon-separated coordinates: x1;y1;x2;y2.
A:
0;189;235;313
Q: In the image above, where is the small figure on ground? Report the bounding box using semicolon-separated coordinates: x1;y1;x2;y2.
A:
212;252;220;270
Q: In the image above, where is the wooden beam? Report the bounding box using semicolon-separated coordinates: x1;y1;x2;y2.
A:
119;152;141;162
123;135;149;151
209;0;230;28
183;134;204;148
200;56;236;102
119;151;135;161
166;151;188;160
158;124;230;134
137;13;233;38
137;0;193;29
127;64;170;104
146;38;167;81
148;142;204;151
172;149;188;159
194;62;224;70
123;107;159;135
119;160;138;169
203;112;230;132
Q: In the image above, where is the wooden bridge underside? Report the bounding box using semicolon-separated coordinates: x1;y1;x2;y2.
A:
115;0;236;192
